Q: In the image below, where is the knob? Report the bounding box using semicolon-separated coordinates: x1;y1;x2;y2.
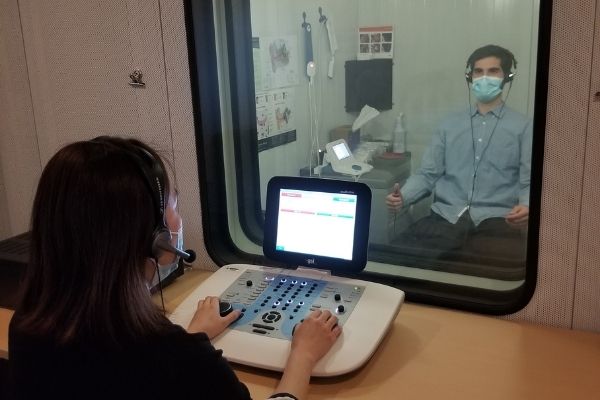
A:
334;293;341;302
246;280;253;287
219;301;233;317
336;305;345;314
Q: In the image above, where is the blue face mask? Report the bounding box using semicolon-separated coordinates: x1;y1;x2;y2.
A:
471;76;503;103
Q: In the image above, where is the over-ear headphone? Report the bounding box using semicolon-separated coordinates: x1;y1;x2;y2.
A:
464;45;517;85
91;136;191;261
127;145;173;260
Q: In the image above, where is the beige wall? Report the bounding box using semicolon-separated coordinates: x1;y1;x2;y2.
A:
0;0;216;269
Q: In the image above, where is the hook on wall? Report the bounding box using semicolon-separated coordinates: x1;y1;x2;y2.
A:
301;11;309;29
318;7;327;24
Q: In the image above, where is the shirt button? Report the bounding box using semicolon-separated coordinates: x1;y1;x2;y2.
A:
482;121;487;125
478;138;483;142
475;156;480;160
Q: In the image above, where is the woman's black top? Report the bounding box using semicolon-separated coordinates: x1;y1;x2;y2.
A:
7;315;252;400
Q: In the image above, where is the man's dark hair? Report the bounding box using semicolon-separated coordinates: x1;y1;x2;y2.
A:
466;44;517;82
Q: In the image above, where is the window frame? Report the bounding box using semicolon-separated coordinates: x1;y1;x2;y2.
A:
185;0;553;315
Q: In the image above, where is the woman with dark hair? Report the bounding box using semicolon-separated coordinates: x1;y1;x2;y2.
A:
8;136;341;399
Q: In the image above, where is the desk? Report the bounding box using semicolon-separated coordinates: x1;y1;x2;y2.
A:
2;269;600;399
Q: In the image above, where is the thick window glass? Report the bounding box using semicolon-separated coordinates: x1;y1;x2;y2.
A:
187;0;551;314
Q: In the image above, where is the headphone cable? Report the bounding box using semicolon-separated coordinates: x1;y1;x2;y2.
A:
155;263;166;313
467;81;513;212
461;80;513;245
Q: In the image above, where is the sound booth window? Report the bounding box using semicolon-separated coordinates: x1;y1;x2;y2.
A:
188;0;552;315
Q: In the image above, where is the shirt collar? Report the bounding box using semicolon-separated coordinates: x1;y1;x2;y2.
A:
470;102;506;118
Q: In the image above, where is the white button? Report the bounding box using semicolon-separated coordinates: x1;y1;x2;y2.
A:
482;121;486;125
475;156;480;160
478;138;483;142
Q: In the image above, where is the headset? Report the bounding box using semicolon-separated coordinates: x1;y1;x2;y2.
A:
91;137;193;262
464;44;517;85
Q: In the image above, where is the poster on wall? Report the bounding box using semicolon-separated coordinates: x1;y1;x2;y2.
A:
258;35;299;90
357;26;393;60
256;87;297;152
252;36;298;152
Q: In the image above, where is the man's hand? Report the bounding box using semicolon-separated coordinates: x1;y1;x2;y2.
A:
505;205;529;229
187;296;241;339
386;183;403;211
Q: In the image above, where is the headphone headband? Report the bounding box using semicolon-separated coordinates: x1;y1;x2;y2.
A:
130;146;167;226
464;45;517;84
91;137;170;259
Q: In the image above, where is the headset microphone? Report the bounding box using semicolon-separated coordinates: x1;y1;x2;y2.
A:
183;249;196;263
153;238;195;262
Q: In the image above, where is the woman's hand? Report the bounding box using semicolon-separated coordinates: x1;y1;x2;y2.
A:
290;309;342;367
186;296;241;339
272;309;342;400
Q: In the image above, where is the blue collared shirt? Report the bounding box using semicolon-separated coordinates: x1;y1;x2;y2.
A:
401;103;532;226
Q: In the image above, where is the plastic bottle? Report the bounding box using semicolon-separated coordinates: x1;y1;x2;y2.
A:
392;113;407;153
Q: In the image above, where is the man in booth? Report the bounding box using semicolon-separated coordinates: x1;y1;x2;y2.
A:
386;44;532;263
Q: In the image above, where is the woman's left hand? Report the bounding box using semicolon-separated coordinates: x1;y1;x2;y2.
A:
186;296;241;339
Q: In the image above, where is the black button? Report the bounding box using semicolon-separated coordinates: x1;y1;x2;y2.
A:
252;323;275;330
337;305;345;313
334;294;341;301
218;301;233;317
246;280;253;287
252;329;267;334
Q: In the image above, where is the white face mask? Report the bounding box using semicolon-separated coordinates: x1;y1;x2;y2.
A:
150;225;184;287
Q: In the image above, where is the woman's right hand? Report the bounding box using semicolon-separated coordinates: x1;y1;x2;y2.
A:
271;309;342;399
290;309;342;367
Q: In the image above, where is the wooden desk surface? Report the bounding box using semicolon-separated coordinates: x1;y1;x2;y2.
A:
2;269;599;399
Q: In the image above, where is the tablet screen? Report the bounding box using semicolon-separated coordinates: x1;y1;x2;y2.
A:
264;177;371;273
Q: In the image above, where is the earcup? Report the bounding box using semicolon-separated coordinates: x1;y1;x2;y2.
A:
151;228;172;259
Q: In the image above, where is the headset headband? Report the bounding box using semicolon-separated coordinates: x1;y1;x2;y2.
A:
465;45;517;84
